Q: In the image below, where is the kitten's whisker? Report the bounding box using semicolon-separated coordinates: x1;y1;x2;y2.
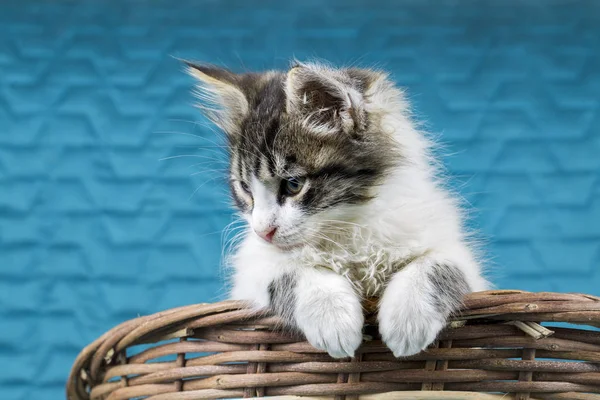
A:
319;219;368;229
244;137;270;164
190;168;228;177
189;168;228;176
234;146;265;162
187;160;229;169
188;177;223;200
303;229;348;253
223;230;248;256
153;130;211;141
223;222;247;234
161;144;228;159
222;220;248;246
159;154;226;162
224;231;247;248
223;226;245;241
166;119;202;124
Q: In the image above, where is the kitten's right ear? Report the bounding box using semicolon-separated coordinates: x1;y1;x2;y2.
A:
185;62;249;134
285;62;367;136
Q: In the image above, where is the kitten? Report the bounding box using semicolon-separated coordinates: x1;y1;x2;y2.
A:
186;61;488;358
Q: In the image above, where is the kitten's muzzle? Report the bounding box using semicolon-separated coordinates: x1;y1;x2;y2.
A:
255;227;277;243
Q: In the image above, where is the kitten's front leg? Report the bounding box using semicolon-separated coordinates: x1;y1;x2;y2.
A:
229;244;364;358
290;267;364;358
378;256;474;357
229;237;292;309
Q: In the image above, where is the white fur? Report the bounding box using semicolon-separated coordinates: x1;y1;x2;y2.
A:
294;267;364;358
249;175;278;237
379;256;456;357
230;235;292;308
229;235;364;358
228;66;488;358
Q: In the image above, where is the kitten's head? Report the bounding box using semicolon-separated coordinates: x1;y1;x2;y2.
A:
187;61;399;250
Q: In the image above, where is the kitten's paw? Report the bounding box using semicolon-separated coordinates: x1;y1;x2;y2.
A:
296;294;364;358
378;296;446;357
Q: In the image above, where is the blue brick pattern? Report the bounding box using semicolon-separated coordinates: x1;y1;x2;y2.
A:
1;0;599;398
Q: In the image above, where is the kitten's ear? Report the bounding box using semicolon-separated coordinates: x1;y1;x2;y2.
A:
185;62;248;134
285;63;367;135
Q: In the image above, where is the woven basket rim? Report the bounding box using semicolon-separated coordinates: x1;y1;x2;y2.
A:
67;290;600;400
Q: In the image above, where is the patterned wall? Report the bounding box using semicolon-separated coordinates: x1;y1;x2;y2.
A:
1;0;599;398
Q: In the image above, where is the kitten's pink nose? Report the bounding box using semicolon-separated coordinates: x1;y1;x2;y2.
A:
256;227;277;243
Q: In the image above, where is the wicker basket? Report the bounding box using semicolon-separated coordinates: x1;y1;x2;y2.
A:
67;290;600;400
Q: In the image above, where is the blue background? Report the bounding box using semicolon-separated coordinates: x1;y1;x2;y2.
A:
1;0;599;398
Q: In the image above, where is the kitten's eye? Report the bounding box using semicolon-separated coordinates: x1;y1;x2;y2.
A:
239;181;251;194
283;177;305;196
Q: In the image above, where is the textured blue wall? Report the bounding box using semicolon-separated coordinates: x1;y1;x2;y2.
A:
1;0;599;398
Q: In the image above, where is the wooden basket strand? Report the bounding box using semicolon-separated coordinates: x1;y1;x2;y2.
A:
66;290;600;400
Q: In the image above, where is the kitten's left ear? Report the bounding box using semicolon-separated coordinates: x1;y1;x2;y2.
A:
285;62;367;135
185;62;248;134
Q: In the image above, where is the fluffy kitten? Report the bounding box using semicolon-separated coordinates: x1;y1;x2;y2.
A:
186;61;488;358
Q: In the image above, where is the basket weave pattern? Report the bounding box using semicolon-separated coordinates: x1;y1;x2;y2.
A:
67;290;600;400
